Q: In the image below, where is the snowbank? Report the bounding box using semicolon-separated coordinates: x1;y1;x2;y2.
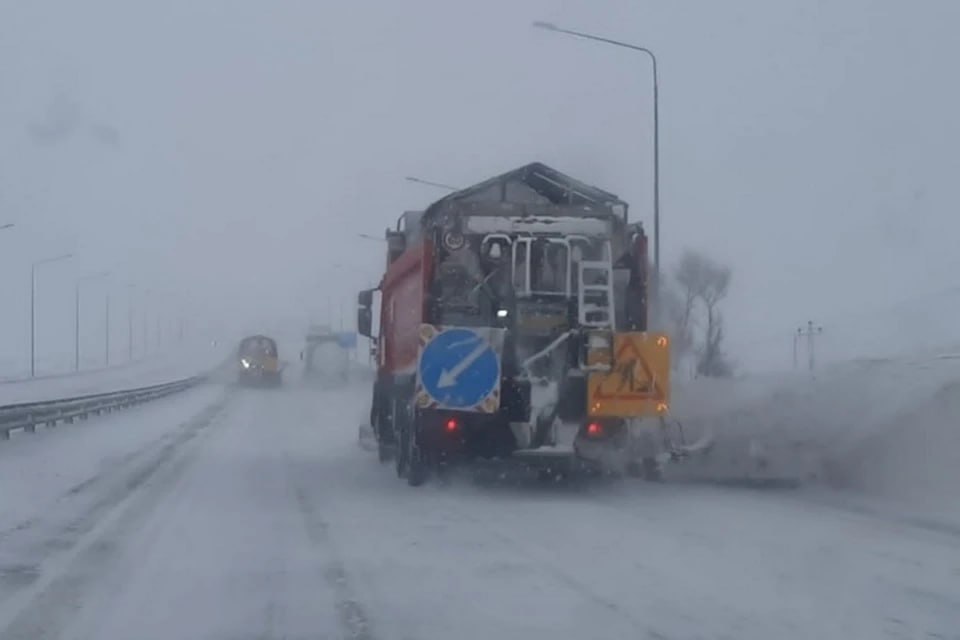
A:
0;385;225;533
668;350;960;514
828;376;960;509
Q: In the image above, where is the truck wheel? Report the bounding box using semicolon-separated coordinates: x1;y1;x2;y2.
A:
395;439;408;478
406;426;428;487
377;439;395;463
401;405;429;487
372;395;394;464
393;399;408;478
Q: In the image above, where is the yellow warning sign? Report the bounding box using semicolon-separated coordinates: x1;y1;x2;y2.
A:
587;332;671;418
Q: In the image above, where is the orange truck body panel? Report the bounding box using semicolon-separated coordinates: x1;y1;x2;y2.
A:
378;239;433;376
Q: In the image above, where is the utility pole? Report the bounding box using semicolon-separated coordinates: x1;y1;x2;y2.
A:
141;292;149;357
105;294;111;366
74;285;80;371
532;21;661;326
795;321;823;371
127;285;135;361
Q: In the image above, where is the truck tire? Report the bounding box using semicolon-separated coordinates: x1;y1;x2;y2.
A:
406;422;428;487
390;391;428;486
377;439;395;463
372;390;394;464
393;398;408;478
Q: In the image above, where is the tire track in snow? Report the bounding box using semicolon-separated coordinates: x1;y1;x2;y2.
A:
0;390;228;539
291;480;375;640
0;395;228;584
0;392;231;639
436;498;651;632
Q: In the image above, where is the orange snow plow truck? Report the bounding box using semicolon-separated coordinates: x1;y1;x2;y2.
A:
357;163;680;486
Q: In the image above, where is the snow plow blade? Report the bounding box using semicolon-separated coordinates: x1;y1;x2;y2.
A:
512;447;581;473
659;428;803;489
466;447;600;483
657;424;715;464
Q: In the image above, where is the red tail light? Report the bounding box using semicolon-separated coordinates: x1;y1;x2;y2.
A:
586;422;603;437
445;418;459;433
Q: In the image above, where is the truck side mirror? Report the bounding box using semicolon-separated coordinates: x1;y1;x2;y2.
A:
357;308;372;338
386;230;406;263
357;288;375;338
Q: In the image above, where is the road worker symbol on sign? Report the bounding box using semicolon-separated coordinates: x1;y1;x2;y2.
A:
587;333;671;418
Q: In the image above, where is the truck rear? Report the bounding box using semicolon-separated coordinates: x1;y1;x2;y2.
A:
357;163;673;485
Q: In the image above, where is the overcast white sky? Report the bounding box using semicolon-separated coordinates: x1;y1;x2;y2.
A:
2;0;959;374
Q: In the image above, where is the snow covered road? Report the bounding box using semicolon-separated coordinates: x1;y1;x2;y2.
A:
1;381;958;639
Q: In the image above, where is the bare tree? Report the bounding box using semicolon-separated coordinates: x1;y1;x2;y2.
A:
664;251;704;369
661;282;695;369
673;253;701;331
698;309;734;377
670;249;734;377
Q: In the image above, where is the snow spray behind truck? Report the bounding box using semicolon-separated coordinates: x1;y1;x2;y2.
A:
357;163;676;486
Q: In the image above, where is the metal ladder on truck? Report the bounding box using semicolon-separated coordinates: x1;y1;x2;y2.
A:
577;258;615;328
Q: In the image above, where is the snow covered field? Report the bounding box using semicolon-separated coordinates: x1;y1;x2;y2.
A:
0;368;958;639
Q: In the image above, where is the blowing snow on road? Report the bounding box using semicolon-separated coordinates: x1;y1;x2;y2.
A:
0;379;956;640
6;1;960;638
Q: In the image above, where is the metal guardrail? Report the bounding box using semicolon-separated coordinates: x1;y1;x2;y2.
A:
0;376;204;440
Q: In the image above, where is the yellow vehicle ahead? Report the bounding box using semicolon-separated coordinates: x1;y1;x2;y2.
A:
237;335;283;387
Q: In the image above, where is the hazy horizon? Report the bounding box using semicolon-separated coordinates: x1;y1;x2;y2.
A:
3;0;959;374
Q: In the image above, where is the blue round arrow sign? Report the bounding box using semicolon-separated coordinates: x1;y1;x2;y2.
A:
418;328;500;409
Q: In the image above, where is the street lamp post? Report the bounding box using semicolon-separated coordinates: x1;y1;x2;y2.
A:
75;272;109;371
532;21;661;324
105;293;111;366
142;290;150;357
31;253;73;377
127;285;135;361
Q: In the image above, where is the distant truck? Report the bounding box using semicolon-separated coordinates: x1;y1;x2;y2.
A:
357;163;674;486
301;325;349;383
